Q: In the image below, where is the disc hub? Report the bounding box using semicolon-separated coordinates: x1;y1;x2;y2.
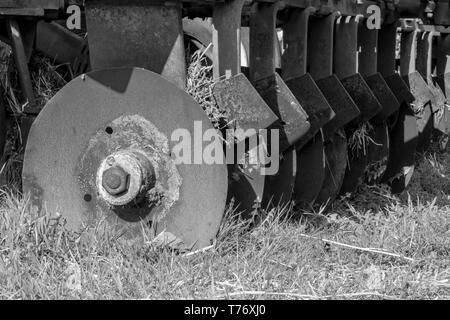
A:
97;150;156;206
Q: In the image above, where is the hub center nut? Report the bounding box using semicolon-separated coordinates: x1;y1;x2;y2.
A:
97;150;156;206
102;166;130;195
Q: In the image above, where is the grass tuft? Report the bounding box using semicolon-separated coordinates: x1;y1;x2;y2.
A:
185;46;226;129
348;122;378;156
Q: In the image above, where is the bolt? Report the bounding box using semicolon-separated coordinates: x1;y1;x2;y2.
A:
102;166;130;196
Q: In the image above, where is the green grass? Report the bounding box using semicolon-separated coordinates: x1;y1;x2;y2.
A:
0;150;448;300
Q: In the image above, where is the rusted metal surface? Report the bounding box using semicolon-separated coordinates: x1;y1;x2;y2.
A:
6;19;37;113
281;6;313;79
85;0;186;88
400;29;434;153
377;22;398;78
211;2;274;218
307;13;337;80
434;0;450;26
250;2;310;152
358;23;400;124
212;73;278;133
357;20;377;78
400;30;434;108
280;7;330;208
282;8;334;139
249;1;278;82
317;75;360;140
261;148;296;209
315;130;347;208
9;0;450;242
79;115;182;222
435;33;450;136
36;21;90;76
414;102;434;153
402;69;434;153
381;103;418;194
306;13;352;206
0;0;61;10
366;73;400;124
334;16;382;125
416;31;450;139
227;163;265;218
212;0;244;79
254;73;310;152
97;150;157;206
365;124;389;185
378;23;415;111
334;16;358;79
417;31;446;113
403;71;434;108
292;132;325;208
354;22;393;187
285;74;333;147
333;15;382;194
339;143;368;196
384;73;415;107
436;33;450;77
23;68;228;250
340;73;383;126
0;87;6;159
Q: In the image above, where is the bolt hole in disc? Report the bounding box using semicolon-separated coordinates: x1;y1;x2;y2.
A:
22;68;228;250
105;126;114;134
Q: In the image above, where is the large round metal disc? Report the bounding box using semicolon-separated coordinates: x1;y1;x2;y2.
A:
365;123;389;185
292;132;325;209
415;102;434;154
340;124;372;196
23;67;227;250
382;103;418;194
315;130;348;209
434;104;450;136
340;149;368;196
261;148;296;210
227;164;265;218
0;93;6;158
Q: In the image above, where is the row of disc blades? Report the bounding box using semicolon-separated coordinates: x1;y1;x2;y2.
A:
1;13;448;253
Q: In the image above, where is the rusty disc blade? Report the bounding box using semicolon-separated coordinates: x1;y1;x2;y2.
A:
415;102;434;154
365;124;389;185
382;103;418;194
261;148;296;210
0;91;6;158
339;150;368;196
315;130;348;209
292;132;325;209
227;163;266;218
23;67;228;250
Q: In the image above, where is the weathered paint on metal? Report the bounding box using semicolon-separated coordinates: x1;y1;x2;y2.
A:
365;73;400;124
212;73;278;133
212;0;245;79
22;67;228;250
254;73;310;152
85;0;186;88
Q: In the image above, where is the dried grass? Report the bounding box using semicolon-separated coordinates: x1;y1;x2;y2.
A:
0;45;69;190
185;45;226;129
348;122;378;156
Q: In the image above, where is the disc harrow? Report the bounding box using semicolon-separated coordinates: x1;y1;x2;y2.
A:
1;0;450;250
